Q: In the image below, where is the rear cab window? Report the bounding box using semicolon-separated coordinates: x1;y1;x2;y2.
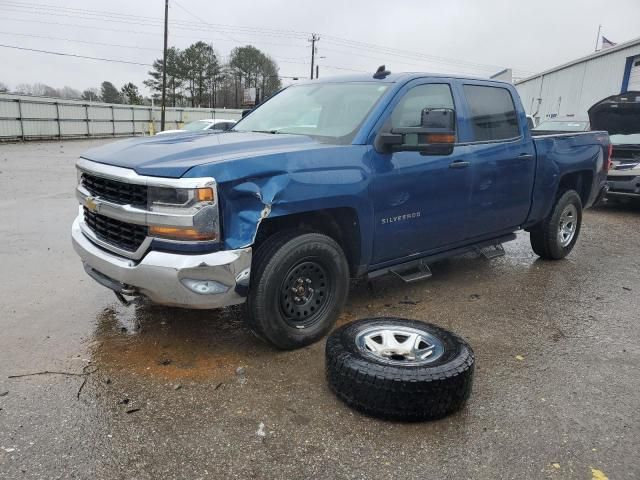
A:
463;84;520;141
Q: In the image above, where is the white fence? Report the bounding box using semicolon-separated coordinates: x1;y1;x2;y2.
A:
0;93;243;140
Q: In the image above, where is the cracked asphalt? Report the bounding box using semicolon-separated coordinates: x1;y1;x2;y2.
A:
0;139;638;479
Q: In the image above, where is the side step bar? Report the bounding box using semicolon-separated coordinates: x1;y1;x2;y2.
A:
474;243;505;259
368;233;516;282
390;260;432;283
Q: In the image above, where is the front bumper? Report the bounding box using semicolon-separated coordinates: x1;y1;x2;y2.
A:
72;215;251;309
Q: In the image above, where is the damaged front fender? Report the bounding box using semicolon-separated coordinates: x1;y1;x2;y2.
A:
218;167;371;256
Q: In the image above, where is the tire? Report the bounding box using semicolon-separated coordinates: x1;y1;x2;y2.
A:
326;317;474;421
247;229;350;350
529;189;583;260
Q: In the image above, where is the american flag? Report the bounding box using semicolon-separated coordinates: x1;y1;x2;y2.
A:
602;36;617;49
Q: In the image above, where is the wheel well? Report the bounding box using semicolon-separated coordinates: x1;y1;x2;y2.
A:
558;171;592;205
254;208;361;276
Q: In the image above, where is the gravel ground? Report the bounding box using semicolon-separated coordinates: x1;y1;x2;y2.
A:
0;139;638;480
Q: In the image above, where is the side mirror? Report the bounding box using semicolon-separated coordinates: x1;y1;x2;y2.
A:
421;107;455;131
375;108;456;155
241;108;253;118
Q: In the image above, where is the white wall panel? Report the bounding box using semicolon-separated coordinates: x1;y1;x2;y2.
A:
516;41;640;122
0;100;20;118
0;93;242;139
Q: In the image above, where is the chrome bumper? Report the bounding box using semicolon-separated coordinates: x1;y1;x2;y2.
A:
71;215;251;309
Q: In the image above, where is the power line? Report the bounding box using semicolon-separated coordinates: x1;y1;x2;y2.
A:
0;31;161;51
171;0;241;44
0;1;531;74
0;43;153;66
1;0;311;38
321;35;536;75
0;34;315;74
0;2;536;75
0;4;309;40
0;16;308;50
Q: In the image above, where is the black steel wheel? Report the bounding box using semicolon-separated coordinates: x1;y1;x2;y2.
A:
279;260;330;328
247;229;349;350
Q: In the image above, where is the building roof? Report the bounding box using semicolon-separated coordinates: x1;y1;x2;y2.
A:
515;35;640;85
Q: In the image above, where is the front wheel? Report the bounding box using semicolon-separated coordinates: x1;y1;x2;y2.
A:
246;230;350;350
529;189;583;260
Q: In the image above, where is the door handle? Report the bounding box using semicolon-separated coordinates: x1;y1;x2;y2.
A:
518;153;534;160
449;160;470;169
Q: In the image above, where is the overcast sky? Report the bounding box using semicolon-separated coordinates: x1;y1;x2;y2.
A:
1;0;638;95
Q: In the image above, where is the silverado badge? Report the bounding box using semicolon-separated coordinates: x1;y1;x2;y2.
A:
380;211;421;225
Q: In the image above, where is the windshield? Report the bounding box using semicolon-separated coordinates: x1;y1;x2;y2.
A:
234;82;390;142
610;133;640;145
534;121;588;131
183;120;211;132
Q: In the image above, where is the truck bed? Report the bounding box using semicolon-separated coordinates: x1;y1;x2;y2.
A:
526;130;609;225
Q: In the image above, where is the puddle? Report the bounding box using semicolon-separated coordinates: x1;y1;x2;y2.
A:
91;301;270;381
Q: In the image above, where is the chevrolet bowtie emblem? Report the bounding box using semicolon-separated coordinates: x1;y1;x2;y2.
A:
85;196;98;212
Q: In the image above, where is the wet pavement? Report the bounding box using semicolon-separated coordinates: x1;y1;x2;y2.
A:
0;139;639;479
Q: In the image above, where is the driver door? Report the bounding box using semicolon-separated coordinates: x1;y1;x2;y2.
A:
368;80;472;265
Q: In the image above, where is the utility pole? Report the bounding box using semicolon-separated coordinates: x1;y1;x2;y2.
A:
160;0;169;131
316;65;319;79
309;34;319;79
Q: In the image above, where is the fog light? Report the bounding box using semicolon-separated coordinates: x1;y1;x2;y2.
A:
180;279;228;295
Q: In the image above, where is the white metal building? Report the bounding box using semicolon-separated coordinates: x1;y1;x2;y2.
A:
515;36;640;124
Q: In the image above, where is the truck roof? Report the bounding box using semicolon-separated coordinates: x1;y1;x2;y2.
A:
298;72;509;85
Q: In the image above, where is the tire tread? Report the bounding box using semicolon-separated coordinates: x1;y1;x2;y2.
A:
530;189;582;260
325;318;474;421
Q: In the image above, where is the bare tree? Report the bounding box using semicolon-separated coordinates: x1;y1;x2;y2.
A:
59;86;82;99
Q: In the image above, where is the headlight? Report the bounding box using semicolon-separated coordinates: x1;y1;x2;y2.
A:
147;186;220;241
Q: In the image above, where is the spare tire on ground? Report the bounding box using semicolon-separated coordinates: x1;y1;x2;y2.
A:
326;317;474;421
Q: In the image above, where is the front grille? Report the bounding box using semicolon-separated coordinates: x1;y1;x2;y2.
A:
607;175;638;182
81;173;147;207
83;207;148;252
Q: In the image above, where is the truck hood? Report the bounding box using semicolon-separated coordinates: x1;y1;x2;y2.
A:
588;92;640;135
81;131;325;177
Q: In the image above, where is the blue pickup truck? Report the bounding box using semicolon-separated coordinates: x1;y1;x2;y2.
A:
72;69;610;349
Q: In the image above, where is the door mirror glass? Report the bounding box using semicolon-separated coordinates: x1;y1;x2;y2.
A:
421;108;455;131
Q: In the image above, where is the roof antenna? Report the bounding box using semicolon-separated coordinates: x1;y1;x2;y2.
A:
373;65;391;79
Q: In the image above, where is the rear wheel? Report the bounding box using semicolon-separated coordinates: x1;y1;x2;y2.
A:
247;230;349;350
530;189;582;260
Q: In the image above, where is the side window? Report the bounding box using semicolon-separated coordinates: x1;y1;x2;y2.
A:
463;85;520;141
390;84;454;129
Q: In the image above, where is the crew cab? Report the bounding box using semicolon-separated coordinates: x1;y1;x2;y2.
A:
72;69;610;350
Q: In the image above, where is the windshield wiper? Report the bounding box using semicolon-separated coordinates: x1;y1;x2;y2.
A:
250;129;282;134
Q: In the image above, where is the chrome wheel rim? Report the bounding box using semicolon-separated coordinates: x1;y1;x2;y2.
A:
558;204;578;247
355;325;445;365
